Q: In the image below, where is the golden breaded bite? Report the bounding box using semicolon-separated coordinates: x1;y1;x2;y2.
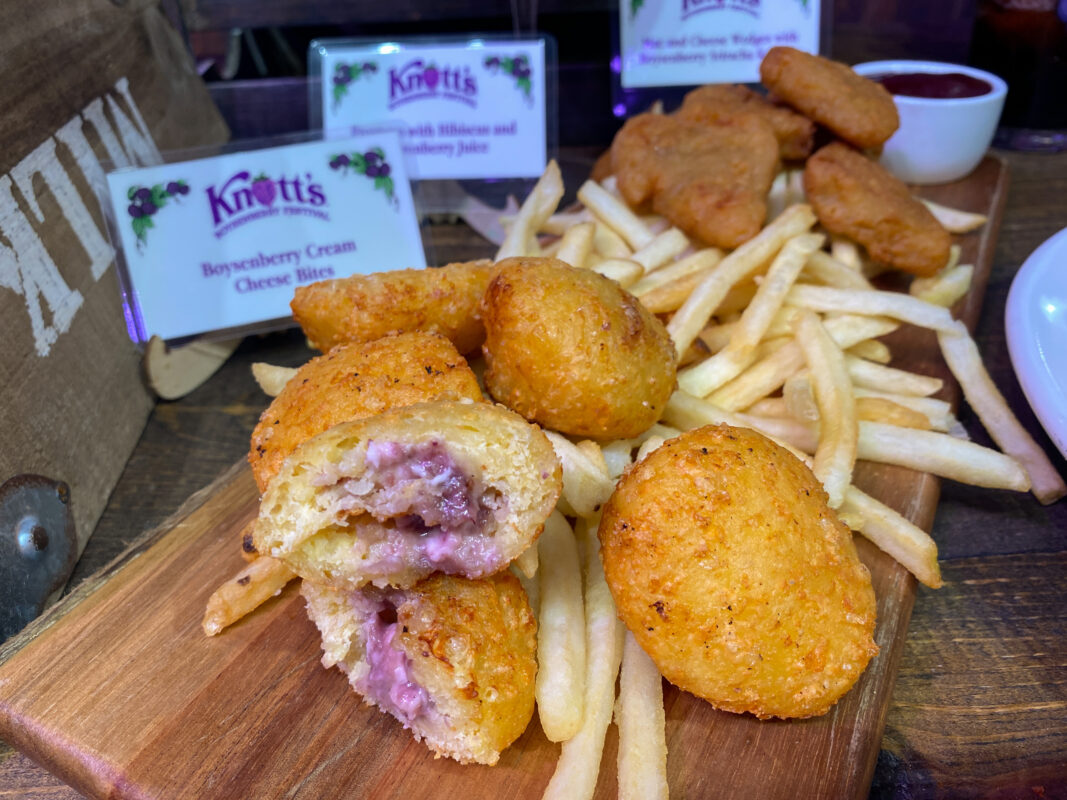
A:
481;257;677;440
248;333;484;494
291;260;493;354
760;46;899;150
611;112;780;249
598;425;878;719
302;571;537;765
678;84;815;161
254;400;561;589
804;143;952;277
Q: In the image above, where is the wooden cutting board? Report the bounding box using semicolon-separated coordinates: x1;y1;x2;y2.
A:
0;156;1009;800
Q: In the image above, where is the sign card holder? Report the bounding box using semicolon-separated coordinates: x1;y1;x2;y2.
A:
612;0;832;117
308;34;557;217
100;131;428;347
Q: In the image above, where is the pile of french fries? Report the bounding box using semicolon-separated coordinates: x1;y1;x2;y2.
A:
206;157;1065;799
493;158;1065;798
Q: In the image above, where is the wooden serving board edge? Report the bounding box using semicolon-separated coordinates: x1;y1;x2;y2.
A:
0;460;247;669
0;155;1011;799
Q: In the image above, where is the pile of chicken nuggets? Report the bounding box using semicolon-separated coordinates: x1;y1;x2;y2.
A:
609;45;950;275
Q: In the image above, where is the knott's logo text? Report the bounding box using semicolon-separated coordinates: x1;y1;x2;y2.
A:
682;0;761;19
388;59;478;109
206;171;329;238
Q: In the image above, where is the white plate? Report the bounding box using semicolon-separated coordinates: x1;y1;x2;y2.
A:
1005;226;1067;459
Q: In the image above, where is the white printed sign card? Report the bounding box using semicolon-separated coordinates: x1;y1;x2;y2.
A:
619;0;822;88
106;132;425;342
315;38;549;181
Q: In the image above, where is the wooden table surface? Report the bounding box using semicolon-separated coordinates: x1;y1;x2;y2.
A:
2;148;1066;799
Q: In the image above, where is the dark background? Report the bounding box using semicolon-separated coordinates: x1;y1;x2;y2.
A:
164;0;990;146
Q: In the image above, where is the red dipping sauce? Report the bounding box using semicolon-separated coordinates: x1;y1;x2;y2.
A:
873;71;994;100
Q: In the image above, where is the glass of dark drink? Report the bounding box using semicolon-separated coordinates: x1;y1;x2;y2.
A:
969;0;1067;151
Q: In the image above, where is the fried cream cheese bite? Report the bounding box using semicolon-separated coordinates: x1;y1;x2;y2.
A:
302;571;537;765
598;424;878;719
248;333;485;494
254;400;561;589
291;259;493;354
481;257;677;440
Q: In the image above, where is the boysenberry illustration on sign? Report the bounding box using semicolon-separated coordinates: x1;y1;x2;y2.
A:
332;61;378;109
126;180;189;250
329;148;396;206
484;54;534;104
250;174;278;206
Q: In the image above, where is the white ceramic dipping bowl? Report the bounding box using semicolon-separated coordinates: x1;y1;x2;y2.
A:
852;60;1007;185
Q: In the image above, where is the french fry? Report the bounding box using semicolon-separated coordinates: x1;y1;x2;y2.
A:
856;396;933;430
591;258;644;288
853;388;955;432
910;263;974;308
636;267;715;314
829;236;863;269
635;435;666;462
593;222;633;259
616;631;669;800
542;514;625;800
785;168;805;203
202;555;297;636
707;315;899;411
663;391;817;458
841;485;942;588
844;355;943;396
630;227;690;274
639;214;671;234
766;171;788;221
783;373;818;421
536;511;587;743
545;432;615;517
921;199;988;233
745;397;791;418
794;311;857;508
577;179;655;250
252;362;297;397
497;160;564;260
678;233;823;396
629;247;723;297
938;323;1067;504
499;210;591;235
845;339;892;364
667;203;818;357
541;210;594;235
599;424;681;480
557;221;596;268
515;541;539;579
803;250;873;289
785;284;958;332
856;420;1031;492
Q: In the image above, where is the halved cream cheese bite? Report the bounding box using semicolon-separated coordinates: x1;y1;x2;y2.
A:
253;400;562;589
301;572;537;765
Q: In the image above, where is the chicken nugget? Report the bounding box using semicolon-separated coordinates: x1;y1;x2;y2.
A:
760;46;899;150
804;142;951;277
611;112;779;249
678;84;815;161
291;259;493;354
481;257;677;440
302;570;536;765
598;424;878;719
254;400;562;589
248;332;484;494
